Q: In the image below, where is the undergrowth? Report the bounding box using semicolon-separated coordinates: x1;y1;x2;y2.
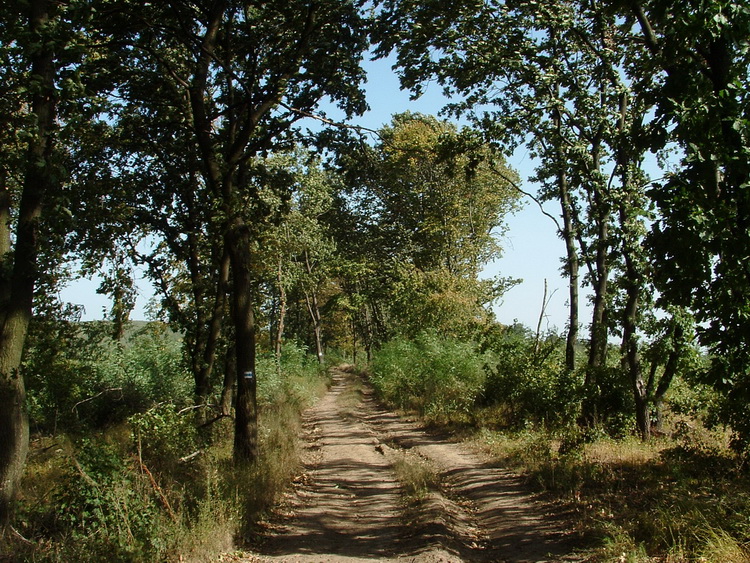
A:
472;423;750;562
7;339;328;563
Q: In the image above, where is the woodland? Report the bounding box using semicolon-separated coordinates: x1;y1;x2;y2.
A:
1;0;750;561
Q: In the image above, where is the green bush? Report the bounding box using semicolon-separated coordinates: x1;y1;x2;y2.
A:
370;331;487;422
255;341;328;410
16;336;331;562
52;440;169;562
25;320;192;431
481;324;581;429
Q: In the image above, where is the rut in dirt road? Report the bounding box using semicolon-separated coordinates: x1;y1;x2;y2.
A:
249;366;580;563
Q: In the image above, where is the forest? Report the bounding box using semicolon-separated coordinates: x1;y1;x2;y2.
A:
1;0;749;561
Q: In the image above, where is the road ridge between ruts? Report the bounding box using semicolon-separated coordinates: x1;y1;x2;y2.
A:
241;366;582;563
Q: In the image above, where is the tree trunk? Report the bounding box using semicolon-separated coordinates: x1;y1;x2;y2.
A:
274;257;287;367
220;340;236;417
0;0;55;530
622;273;649;440
195;248;230;402
0;320;30;531
582;138;610;427
229;225;258;464
558;168;579;372
304;250;324;364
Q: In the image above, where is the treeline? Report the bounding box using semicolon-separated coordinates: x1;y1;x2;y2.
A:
1;0;749;556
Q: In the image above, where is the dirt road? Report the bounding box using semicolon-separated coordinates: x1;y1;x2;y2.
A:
243;366;580;563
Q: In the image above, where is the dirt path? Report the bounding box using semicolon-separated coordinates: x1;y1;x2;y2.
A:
243;367;580;563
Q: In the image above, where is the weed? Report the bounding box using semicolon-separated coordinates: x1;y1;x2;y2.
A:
392;451;440;502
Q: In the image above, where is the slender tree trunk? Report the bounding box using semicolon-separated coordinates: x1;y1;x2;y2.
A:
650;322;684;432
220;340;236;417
582;138;610;427
195;248;230;401
303;250;324;363
622;279;648;440
534;279;548;356
0;0;55;530
551;88;579;373
558;169;579;372
274;257;287;363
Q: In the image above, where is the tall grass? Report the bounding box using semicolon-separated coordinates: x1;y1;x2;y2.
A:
472;425;750;562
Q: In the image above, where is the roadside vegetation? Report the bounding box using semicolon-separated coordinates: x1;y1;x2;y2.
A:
2;2;750;562
369;327;750;562
12;321;329;562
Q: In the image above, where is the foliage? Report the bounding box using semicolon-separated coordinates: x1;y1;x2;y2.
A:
254;341;328;410
370;331;488;423
52;440;169;562
13;340;328;561
331;113;520;346
24;321;192;432
481;324;582;429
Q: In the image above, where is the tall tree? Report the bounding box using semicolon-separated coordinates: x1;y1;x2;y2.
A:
117;0;370;463
375;0;685;437
0;0;115;528
628;0;750;451
333;113;519;340
374;0;615;408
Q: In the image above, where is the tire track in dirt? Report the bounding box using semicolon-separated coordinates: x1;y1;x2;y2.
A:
245;367;580;563
359;385;579;562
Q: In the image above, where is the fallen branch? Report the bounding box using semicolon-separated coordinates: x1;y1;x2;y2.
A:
176;403;215;416
198;413;231;429
138;459;178;523
179;450;202;463
72;387;123;415
10;525;33;545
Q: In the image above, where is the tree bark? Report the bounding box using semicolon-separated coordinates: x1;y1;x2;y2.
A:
558;166;579;371
229;225;259;464
274;257;287;366
582;139;610;427
304;250;324;363
220;340;236;417
0;0;55;530
194;247;230;402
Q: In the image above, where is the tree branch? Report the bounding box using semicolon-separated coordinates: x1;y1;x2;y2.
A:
278;101;383;140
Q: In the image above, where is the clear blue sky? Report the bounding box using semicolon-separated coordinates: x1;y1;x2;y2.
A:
61;54;580;331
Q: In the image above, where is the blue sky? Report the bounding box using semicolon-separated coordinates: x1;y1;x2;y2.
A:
61;54;579;331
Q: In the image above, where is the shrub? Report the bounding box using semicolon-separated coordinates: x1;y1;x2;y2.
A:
15;340;329;562
52;440;169;562
370;331;487;423
481;324;581;429
25;320;192;432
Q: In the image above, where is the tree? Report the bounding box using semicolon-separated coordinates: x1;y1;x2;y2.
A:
113;0;370;463
374;0;687;438
332;113;519;340
628;0;750;451
0;0;117;528
373;0;615;384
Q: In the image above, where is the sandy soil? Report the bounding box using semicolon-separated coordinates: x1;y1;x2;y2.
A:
239;366;582;563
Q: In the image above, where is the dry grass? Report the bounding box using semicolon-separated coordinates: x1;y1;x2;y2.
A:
10;364;330;562
391;450;440;502
472;425;750;562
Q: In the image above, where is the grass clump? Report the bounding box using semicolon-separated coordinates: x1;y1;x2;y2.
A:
392;451;440;502
473;424;750;562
